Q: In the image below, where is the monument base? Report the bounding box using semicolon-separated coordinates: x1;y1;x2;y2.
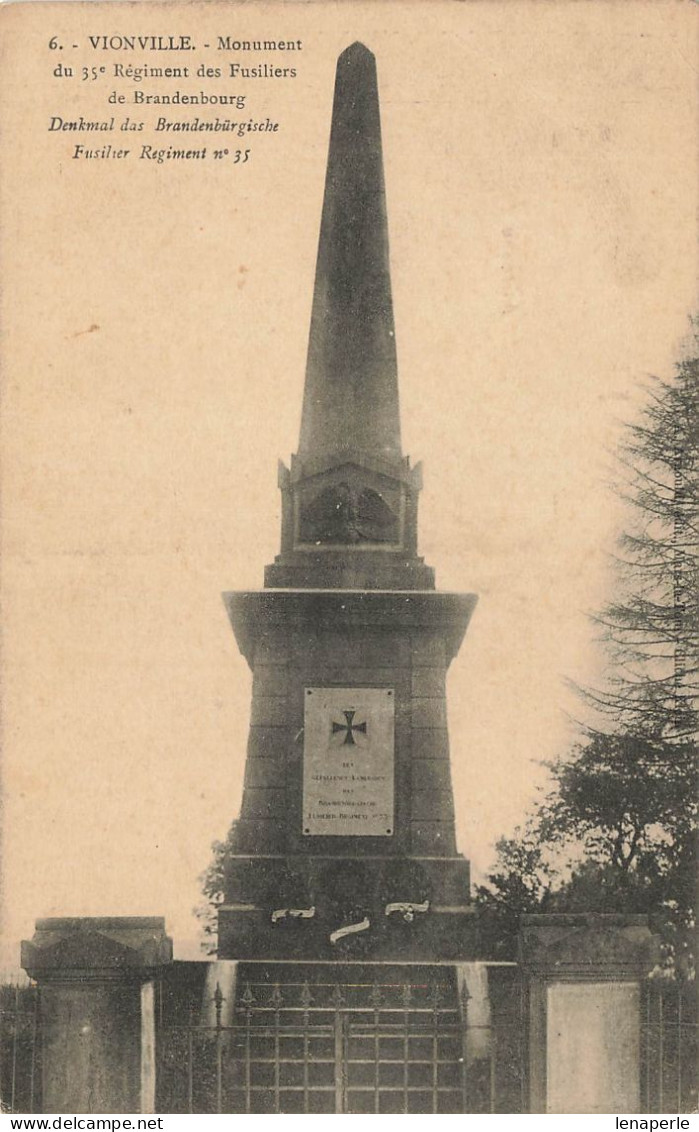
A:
217;894;477;962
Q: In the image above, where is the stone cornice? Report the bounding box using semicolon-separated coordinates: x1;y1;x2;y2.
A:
22;916;173;981
519;913;660;981
224;589;478;668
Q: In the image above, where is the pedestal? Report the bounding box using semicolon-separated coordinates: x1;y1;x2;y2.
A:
519;913;660;1114
21;917;172;1114
219;589;477;962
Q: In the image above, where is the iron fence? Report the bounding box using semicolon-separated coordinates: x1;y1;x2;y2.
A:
641;978;698;1114
0;974;695;1114
155;973;523;1115
0;982;41;1114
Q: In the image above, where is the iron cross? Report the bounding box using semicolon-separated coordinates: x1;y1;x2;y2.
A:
331;710;367;745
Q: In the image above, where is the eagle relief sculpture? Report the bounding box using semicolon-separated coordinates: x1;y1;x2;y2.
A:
299;481;399;545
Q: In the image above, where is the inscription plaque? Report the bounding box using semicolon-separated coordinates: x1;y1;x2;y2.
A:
546;982;641;1113
303;687;394;836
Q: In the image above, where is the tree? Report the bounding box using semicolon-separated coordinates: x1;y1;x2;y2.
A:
475;831;554;959
476;329;698;967
539;734;694;885
194;820;239;955
581;332;697;739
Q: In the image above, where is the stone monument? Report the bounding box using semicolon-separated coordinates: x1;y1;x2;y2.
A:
218;42;478;966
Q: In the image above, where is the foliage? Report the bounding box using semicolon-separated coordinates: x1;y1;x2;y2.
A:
477;328;698;968
540;733;695;876
194;820;239;955
580;337;697;740
475;831;554;959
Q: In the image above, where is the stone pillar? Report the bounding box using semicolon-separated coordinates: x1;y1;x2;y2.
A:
519;913;660;1114
22;917;172;1114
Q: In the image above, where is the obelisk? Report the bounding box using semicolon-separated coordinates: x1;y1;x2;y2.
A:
299;42;401;461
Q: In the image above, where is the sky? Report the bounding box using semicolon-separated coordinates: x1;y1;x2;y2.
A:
0;0;696;958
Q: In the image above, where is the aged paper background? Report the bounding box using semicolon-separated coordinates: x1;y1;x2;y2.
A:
0;0;696;960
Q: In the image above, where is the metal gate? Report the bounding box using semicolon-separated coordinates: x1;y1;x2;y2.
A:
157;980;472;1114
